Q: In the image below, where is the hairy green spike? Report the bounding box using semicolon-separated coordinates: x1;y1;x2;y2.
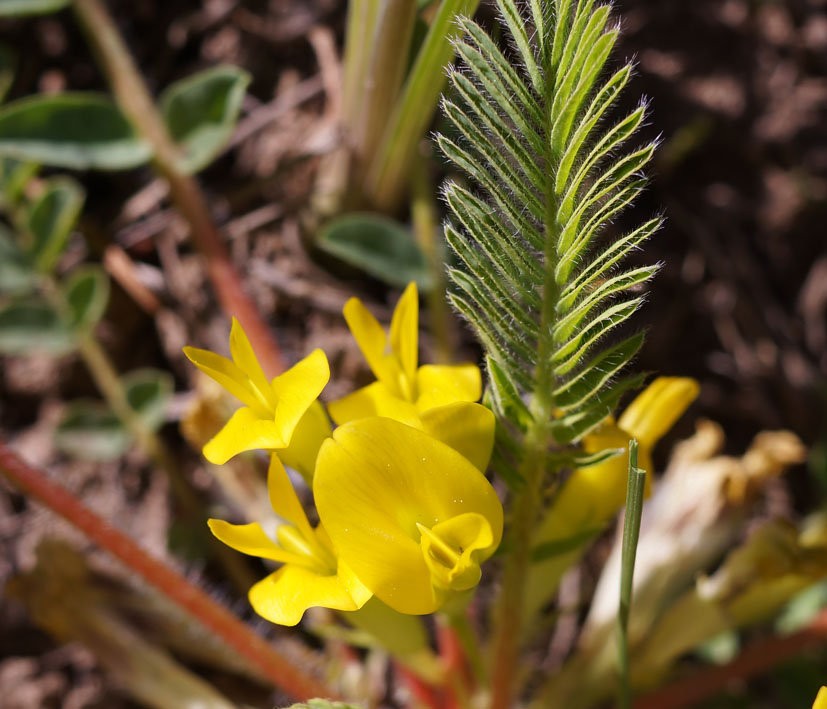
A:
440;0;660;486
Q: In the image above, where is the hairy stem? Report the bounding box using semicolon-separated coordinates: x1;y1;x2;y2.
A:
71;0;285;378
489;47;564;707
0;441;338;701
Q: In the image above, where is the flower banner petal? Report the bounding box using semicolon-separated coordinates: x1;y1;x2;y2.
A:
389;282;419;385
315;417;503;615
249;564;371;627
203;407;287;464
415;364;481;411
420;402;495;472
228;317;275;408
183;346;269;417
207;519;303;565
270;348;330;444
343;296;399;388
618;377;699;448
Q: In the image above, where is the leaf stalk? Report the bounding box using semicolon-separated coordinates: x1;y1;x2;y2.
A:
70;0;285;377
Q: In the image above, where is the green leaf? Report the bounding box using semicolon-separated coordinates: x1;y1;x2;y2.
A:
160;65;250;174
0;44;17;104
26;177;84;272
0;157;38;207
123;368;173;432
0;0;69;15
63;265;109;331
0;299;73;354
317;213;432;290
776;580;827;635
0;93;152;170
55;401;131;461
0;225;36;295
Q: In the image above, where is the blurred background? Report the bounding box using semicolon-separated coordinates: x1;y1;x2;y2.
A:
0;0;825;706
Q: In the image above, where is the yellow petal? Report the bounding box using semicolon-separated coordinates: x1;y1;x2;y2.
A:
389;283;419;384
249;562;372;627
314;418;503;615
343;296;399;388
266;455;314;542
420;402;495;471
203;407;286;464
183;346;269;417
415;364;481;411
618;377;699;448
207;519;303;565
278;400;331;482
328;381;422;428
228;317;275;408
813;687;827;709
271;348;330;445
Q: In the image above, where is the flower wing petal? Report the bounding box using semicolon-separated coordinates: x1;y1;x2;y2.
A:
183;346;269;417
415;364;482;411
270;348;330;444
314;418;503;615
617;377;699;448
389;282;418;383
207;519;303;565
328;381;422;428
203;407;287;464
278;400;331;482
420;402;495;472
266;455;315;542
248;564;371;627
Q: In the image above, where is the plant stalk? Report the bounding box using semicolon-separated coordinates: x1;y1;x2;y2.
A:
347;0;418;196
488;424;550;709
617;440;646;709
365;0;480;212
71;0;285;378
0;440;338;701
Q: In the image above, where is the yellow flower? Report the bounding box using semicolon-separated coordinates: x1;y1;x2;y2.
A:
208;455;372;626
328;283;494;471
314;417;503;615
183;318;330;465
539;377;700;542
813;687;827;709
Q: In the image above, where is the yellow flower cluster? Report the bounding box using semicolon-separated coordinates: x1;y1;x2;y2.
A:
184;284;502;625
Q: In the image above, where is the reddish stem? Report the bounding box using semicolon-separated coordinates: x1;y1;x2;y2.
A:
72;0;285;377
437;621;471;709
635;610;827;709
395;662;443;709
0;441;337;702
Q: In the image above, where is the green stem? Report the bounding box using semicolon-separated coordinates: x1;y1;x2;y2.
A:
365;0;481;212
410;149;455;363
38;274;256;593
70;0;285;378
488;422;551;709
489;42;565;708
